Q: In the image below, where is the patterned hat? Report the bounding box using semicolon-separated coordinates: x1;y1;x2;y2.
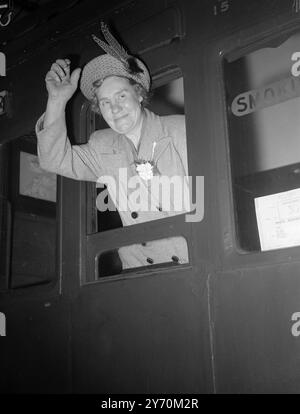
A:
80;22;151;100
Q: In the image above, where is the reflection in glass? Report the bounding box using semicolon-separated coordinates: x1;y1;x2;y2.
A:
19;152;56;202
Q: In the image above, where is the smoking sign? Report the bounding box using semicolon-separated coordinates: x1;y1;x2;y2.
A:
230;52;300;117
231;76;300;117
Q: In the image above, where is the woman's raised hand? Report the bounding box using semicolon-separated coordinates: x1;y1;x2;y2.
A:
45;59;81;103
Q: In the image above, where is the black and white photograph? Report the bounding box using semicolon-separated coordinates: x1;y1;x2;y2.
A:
1;0;300;401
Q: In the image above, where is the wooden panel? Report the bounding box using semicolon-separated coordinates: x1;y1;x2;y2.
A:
0;297;71;393
121;6;185;54
211;263;300;393
72;268;213;393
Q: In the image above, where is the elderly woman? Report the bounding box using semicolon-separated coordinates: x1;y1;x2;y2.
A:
36;23;189;272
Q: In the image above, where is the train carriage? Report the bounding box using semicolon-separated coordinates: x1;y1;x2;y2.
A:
1;0;300;394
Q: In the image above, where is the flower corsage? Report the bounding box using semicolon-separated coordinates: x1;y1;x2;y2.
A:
135;142;159;181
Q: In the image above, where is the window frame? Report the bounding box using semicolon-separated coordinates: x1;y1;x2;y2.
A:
224;29;300;254
214;21;300;269
79;68;193;285
0;134;61;296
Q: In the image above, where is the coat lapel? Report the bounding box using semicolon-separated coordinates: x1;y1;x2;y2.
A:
137;109;166;162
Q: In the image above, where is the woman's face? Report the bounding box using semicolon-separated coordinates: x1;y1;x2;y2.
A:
96;76;143;135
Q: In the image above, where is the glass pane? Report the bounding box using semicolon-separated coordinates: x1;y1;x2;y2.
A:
10;212;56;288
225;32;300;252
19;152;56;202
0;135;57;290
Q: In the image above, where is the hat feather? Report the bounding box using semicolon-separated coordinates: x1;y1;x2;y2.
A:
100;21;129;62
91;34;121;61
91;21;146;78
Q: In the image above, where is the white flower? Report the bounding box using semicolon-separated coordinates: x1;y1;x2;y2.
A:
136;162;154;180
135;142;158;180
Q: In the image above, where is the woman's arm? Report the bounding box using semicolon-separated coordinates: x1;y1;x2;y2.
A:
36;59;100;181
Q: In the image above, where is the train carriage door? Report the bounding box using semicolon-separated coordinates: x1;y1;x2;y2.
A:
210;23;300;393
0;132;70;393
69;7;214;393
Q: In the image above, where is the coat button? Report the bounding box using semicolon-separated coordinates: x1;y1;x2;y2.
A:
146;257;154;264
131;211;138;219
172;255;179;263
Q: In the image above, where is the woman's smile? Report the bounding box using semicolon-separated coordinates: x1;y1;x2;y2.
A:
96;76;143;136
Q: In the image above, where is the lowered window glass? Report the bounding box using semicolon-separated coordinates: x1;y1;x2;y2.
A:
224;31;300;252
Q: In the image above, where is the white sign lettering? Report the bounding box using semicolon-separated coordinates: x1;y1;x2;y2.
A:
0;51;5;76
0;312;6;336
231;76;300;117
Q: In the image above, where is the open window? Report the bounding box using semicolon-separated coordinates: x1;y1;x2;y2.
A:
83;73;191;280
224;31;300;252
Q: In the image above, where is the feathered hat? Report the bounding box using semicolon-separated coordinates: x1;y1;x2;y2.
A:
80;22;151;100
